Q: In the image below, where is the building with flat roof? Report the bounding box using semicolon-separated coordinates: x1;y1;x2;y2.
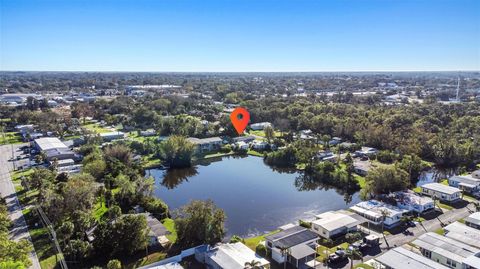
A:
444;221;480;248
205;242;270;269
413;232;480;269
350;200;408;227
34;137;68;151
100;131;125;141
421;183;462;202
311;210;365;239
465;212;480;230
393;191;434;213
449;175;480;193
375;247;449;269
250;122;272;131
187;137;223;153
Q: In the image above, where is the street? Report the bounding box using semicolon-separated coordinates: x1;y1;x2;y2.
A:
0;144;41;269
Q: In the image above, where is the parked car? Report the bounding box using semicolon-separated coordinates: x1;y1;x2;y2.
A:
349;241;368;251
328;249;347;263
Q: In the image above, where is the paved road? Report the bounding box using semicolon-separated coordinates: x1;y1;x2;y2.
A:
0;144;41;269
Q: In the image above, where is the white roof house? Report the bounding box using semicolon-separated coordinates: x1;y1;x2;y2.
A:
449;175;480;192
375;247;449;269
393;191;434;213
350;200;407;227
421;183;462;202
250;122;272;130
465;212;480;230
205;242;269;269
149;263;184;269
311;210;364;239
413;232;480;268
34;137;68;151
444;221;480;247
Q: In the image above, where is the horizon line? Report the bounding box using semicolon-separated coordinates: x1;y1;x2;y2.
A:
1;69;479;73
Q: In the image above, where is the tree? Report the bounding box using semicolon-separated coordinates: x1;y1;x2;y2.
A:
83;159;107;181
264;125;275;144
107;259;122;269
380;209;391;247
362;165;409;198
397;154;427;185
244;260;262;269
159;135;195;168
346;248;363;269
174;200;226;247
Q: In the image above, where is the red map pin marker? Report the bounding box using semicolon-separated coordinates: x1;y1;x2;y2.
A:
230;107;250;134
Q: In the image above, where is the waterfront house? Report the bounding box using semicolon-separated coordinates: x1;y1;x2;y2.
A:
265;226;318;268
421;183;462;202
205;242;270;269
250;122;272;131
465;212;480;230
100;131;125;141
375;247;450;269
145;213;171;247
349;200;408;227
140;129;156;137
310;210;365;239
449;175;480;193
353;159;372;176
188;137;223;153
393;191;434;214
413;232;480;269
232;135;255;143
252;140;269;150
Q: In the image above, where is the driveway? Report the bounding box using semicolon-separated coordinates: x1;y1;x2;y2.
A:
0;144;41;269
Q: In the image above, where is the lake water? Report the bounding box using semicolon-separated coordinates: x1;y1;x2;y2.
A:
147;155;360;237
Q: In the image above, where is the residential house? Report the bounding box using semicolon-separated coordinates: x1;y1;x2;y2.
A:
465;212;480;230
140;129;157;137
353;159;372;176
188;137;223;153
265;226;318;268
250;122;272;131
449;175;480;193
148;262;184;269
413;232;480;269
58;164;82;174
234;141;249;151
354;147;378;157
316;150;334;161
349;200;408;227
310;210;365;239
145;213;171;247
51;159;75;167
232;136;255;143
375;247;450;269
421;183;462;202
444;222;480;248
252;140;269;150
100;131;125;141
205;242;270;269
45;148;77;161
393;191;434;213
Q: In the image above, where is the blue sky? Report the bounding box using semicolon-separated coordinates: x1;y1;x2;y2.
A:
1;0;479;71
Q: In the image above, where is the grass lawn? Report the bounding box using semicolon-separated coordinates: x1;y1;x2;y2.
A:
435;228;445;235
244;230;280;250
82;123;113;134
354;264;374;269
316;242;350;261
0;131;23;145
198;151;235;160
438;202;454;210
125;252;167;269
355;175;366;188
162;218;177;243
142;154;163;168
440;179;449;185
412;186;422;193
247;149;264;157
12;168;34;182
248;130;282;138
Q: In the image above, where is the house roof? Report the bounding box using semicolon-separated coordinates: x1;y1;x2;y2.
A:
413;232;480;262
375;247;449;269
450;175;480;186
465;212;480;226
207;242;269;269
275;230;318;249
187;136;222;144
463;254;480;269
421;183;461;195
312;211;364;232
145;214;170;237
444;222;480;247
289;244;316;260
350;200;407;219
265;226;306;241
150;262;184;269
34;137;68;151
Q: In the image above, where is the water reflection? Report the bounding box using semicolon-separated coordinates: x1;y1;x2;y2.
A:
148;155;361;236
416;166;458;187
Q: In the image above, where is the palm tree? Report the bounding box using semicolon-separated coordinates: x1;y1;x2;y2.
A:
346;248;363;269
279;246;290;269
244;260;262;269
432;194;443;213
380;209;391;248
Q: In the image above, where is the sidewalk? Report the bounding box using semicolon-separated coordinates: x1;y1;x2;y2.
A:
0;144;41;269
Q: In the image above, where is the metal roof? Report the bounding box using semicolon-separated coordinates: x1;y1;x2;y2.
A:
207;242;269;269
413;232;480;263
375;247;449;269
421;183;461;195
275;229;318;249
465;212;480;226
444;222;480;247
34;137;68;151
289;244;316;260
265;226;306;241
312;211;364;232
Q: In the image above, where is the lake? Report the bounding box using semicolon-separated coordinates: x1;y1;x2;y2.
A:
147;155;360;237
